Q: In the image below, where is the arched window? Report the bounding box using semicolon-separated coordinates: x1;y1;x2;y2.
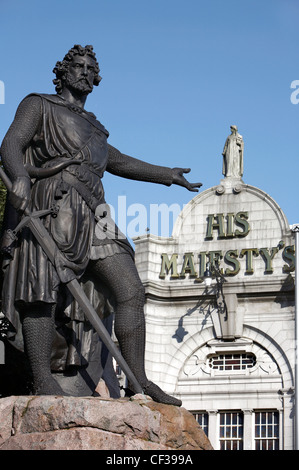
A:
208;352;256;371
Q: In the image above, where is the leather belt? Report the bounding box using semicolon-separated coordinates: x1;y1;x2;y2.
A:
60;170;103;213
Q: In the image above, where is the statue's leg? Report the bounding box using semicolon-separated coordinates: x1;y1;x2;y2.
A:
22;303;66;395
89;254;182;406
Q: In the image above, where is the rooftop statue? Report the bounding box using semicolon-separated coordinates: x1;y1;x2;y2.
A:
0;45;201;404
222;125;244;178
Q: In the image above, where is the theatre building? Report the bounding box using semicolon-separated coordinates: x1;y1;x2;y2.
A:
133;131;296;450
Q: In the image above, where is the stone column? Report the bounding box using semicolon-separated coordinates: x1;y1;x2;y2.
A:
207;410;219;449
243;409;253;450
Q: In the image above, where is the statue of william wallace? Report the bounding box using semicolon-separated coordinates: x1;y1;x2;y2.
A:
0;45;201;404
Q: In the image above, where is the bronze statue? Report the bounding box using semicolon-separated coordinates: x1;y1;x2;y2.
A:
0;45;201;404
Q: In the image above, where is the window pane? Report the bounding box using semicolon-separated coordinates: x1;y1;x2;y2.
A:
268;413;273;424
192;412;209;437
219;412;243;451
262;440;267;451
255;413;260;425
255;411;279;451
255;441;261;450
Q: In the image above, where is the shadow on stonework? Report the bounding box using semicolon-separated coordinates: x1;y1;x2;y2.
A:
172;290;215;343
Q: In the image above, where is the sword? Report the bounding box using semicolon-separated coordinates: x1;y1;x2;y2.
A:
0;167;143;395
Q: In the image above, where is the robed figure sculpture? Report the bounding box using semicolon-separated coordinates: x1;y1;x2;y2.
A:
222;125;244;178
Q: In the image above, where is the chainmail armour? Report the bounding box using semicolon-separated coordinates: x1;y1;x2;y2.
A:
22;304;65;395
1;93;182;406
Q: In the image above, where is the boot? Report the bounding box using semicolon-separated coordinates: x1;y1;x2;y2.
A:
115;312;182;406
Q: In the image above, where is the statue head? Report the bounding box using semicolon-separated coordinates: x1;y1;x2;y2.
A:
230;125;238;134
53;45;102;94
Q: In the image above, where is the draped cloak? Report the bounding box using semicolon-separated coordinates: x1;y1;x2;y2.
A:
1;94;133;377
222;133;244;178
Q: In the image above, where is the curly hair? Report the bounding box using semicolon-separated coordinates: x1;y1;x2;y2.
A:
53;44;102;94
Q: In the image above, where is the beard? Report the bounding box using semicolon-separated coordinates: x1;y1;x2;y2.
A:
65;75;93;95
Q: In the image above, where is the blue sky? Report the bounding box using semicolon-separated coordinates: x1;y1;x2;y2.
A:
0;0;298;241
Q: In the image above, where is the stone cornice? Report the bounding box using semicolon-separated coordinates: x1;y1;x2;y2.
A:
142;275;294;301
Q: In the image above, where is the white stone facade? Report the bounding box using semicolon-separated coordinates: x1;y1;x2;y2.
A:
134;176;295;450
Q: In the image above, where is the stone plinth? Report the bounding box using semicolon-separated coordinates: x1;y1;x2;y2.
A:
0;395;213;450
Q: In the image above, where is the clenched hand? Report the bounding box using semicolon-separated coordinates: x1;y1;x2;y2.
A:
9;176;31;212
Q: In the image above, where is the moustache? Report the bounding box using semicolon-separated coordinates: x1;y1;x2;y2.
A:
78;77;93;86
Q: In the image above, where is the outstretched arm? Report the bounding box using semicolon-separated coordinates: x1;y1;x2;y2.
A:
0;95;42;211
107;144;202;192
